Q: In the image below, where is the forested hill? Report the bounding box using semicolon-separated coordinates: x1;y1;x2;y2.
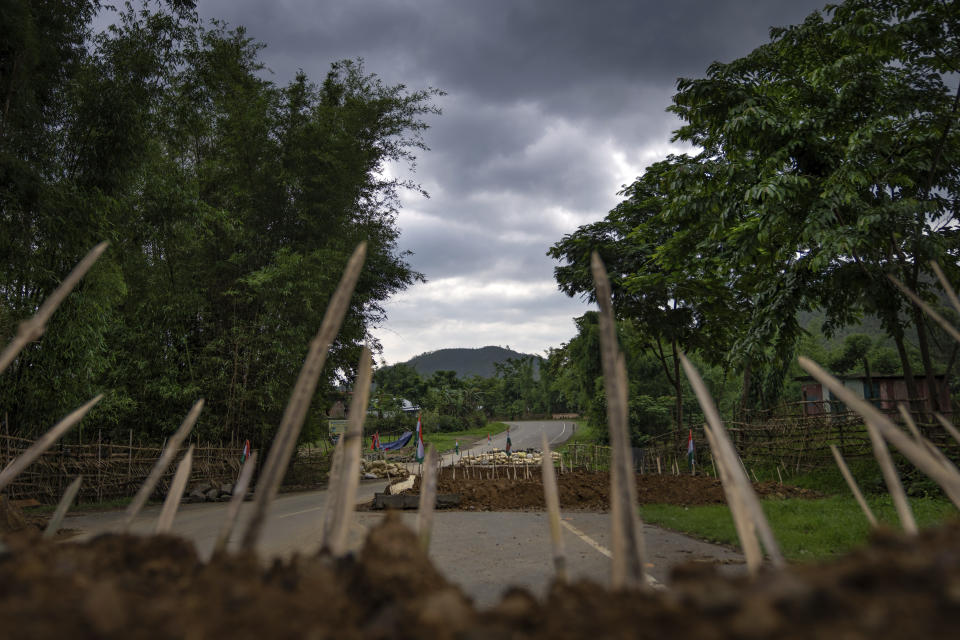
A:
402;346;537;378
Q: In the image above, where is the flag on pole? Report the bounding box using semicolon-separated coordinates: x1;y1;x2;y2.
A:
371;431;380;450
242;439;251;462
415;414;425;463
487;433;491;445
686;429;694;468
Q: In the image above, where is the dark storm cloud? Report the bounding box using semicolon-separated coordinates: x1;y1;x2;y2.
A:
183;0;829;362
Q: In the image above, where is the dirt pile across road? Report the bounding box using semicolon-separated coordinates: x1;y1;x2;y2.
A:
404;469;819;510
1;512;959;638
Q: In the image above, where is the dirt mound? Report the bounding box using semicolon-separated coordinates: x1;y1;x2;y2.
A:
406;469;820;510
1;511;959;637
0;495;30;534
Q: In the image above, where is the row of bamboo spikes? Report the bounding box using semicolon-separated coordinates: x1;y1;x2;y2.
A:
4;241;960;587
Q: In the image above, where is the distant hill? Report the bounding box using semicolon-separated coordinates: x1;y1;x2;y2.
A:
401;346;538;378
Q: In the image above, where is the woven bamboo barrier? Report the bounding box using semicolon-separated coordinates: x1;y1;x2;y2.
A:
0;434;335;504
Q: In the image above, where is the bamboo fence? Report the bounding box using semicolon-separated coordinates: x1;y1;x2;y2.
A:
0;434;335;504
564;410;960;477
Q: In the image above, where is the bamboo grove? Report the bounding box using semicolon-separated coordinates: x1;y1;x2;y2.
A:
1;1;442;446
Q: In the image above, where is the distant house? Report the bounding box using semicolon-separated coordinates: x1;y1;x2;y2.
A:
800;374;952;416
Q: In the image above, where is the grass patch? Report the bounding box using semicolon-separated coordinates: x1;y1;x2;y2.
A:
557;420;601;450
639;494;958;561
23;496;141;515
423;422;509;454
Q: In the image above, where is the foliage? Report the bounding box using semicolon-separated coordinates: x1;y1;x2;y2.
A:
1;1;442;447
549;0;960;419
639;494;957;562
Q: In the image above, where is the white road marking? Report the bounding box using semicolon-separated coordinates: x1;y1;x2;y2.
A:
550;422;567;444
561;519;663;589
277;505;325;518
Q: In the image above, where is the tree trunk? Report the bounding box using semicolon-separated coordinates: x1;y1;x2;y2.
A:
913;309;941;415
738;362;752;421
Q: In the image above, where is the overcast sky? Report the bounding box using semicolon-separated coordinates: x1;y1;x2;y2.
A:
176;0;829;365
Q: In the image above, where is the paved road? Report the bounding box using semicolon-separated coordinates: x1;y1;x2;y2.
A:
447;419;574;459
63;421;745;608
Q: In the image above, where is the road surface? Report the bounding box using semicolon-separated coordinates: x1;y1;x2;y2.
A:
63;420;745;608
436;419;575;467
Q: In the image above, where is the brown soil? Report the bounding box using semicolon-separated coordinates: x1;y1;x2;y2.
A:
1;511;959;638
405;469;820;510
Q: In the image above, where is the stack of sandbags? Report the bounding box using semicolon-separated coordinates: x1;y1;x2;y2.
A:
361;459;408;478
457;449;560;465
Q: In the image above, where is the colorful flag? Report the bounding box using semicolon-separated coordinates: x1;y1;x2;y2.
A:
686;429;694;468
416;414;424;463
371;431;380;450
455;440;459;455
242;439;251;462
487;433;491;445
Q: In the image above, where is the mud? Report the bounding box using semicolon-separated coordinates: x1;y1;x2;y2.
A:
405;469;820;510
1;510;959;638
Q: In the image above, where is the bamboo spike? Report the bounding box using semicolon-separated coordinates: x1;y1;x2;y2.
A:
930;261;960;318
591;252;646;589
0;394;103;493
888;275;960;345
829;445;877;528
934;412;960;446
897;404;955;470
0;242;108;376
898;404;923;441
123;399;204;530
864;422;917;534
417;445;438;553
155;445;194;534
680;353;784;571
327;346;373;556
242;243;366;551
541;433;567;582
799;356;960;509
319;434;346;548
699;407;763;573
43;475;83;539
213;452;258;554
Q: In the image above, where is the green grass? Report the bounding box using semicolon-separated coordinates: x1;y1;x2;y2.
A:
557;420;600;450
639;494;958;561
422;422;509;454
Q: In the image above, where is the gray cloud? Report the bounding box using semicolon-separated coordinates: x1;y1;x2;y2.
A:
180;0;829;363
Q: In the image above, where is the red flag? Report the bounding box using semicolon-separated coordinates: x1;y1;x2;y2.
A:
242;439;251;462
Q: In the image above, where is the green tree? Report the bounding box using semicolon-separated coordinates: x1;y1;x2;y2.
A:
667;0;960;411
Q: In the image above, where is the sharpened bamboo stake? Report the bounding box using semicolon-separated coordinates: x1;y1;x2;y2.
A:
681;353;784;572
934;412;960;446
213;452;258;554
888;275;960;345
0;242;108;375
155;445;194;534
242;243;366;551
829;445;877;528
700;411;763;573
591;252;647;590
799;357;960;509
865;422;917;534
930;261;960;318
319;435;346;547
541;433;567;582
43;475;83;539
417;445;438;552
898;404;923;441
0;394;103;493
123;399;204;530
327;346;372;556
898;405;957;472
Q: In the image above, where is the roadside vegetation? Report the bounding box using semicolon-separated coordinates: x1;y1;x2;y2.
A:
638;460;959;561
